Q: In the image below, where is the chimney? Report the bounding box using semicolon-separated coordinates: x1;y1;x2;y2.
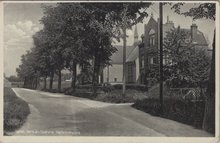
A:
177;25;180;32
167;16;169;23
134;25;138;45
141;34;144;43
191;23;198;40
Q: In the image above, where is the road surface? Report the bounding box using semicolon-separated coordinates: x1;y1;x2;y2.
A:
11;88;212;136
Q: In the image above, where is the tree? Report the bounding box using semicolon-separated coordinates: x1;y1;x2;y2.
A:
163;28;195;87
188;49;211;90
19;3;151;94
6;75;21;82
164;28;211;89
33;29;55;90
80;3;151;95
170;3;216;133
16;49;40;89
41;4;71;92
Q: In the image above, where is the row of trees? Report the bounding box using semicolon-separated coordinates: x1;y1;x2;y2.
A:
16;3;151;93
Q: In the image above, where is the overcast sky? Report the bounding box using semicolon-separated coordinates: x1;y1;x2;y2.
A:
3;2;215;77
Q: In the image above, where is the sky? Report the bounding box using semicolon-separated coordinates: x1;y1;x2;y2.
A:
3;2;216;77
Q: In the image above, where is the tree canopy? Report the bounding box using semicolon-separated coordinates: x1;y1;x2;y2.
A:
17;2;152;92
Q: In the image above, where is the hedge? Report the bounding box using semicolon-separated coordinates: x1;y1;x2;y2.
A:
132;97;205;128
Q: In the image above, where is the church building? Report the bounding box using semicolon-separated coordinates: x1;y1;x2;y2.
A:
103;25;141;84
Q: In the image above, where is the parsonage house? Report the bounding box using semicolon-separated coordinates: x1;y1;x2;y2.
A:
103;14;208;86
139;15;208;87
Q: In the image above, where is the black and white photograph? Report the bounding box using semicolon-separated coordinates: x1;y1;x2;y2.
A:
2;1;219;141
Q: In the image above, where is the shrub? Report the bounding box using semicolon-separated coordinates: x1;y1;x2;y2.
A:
64;87;95;99
95;93;130;103
113;84;148;91
42;88;59;93
96;89;147;103
4;87;30;133
132;97;205;128
64;86;147;103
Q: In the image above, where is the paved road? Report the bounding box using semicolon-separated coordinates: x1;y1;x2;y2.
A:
11;88;212;136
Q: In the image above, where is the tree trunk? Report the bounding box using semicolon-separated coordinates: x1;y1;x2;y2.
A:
31;77;35;89
202;30;215;134
81;64;85;85
26;78;29;88
71;62;77;91
44;76;47;89
49;71;54;90
23;77;27;88
28;78;31;89
58;69;62;93
35;77;39;89
100;68;104;84
92;52;100;95
34;77;37;89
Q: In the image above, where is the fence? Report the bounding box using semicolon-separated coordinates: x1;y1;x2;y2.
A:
167;87;205;101
167;87;206;127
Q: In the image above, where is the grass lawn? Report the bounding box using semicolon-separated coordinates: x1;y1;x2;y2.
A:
4;87;30;134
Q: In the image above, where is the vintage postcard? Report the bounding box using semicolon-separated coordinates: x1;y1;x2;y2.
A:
0;1;219;143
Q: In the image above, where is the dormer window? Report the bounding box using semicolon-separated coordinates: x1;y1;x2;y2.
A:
149;29;155;47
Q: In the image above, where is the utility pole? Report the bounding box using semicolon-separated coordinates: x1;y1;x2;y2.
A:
159;3;164;114
122;27;127;96
122;4;128;96
107;65;109;83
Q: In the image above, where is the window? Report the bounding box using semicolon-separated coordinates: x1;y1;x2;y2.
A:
153;57;157;64
114;78;117;82
141;56;144;68
150;57;154;64
149;35;155;46
149;29;156;47
128;64;133;83
150;57;157;64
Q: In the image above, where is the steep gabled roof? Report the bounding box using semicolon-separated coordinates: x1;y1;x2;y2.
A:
182;29;207;45
126;45;139;62
110;45;136;64
148;17;207;46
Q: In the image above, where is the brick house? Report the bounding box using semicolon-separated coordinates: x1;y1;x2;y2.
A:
139;15;208;86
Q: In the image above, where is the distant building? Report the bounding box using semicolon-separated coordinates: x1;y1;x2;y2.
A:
103;25;141;83
125;25;141;83
103;45;136;83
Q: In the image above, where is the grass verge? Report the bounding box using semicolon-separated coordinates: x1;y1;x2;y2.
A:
4;87;30;134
